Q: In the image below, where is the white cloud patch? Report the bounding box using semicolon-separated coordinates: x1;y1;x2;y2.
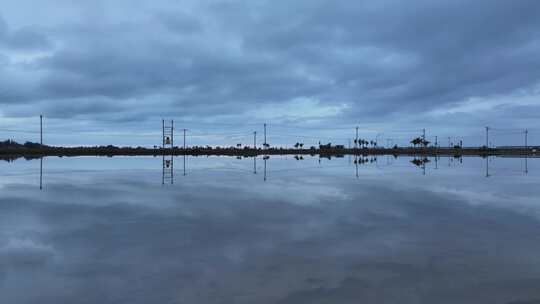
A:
248;97;348;122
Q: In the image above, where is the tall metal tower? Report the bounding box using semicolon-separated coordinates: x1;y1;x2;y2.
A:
162;120;174;185
162;120;174;150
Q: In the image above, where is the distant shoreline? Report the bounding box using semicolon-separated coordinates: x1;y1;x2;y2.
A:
0;146;538;159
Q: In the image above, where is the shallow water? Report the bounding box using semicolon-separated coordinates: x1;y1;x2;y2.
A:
1;155;540;304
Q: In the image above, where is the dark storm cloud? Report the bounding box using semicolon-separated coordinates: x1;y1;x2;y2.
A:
232;0;540;115
1;0;540;141
0;15;50;51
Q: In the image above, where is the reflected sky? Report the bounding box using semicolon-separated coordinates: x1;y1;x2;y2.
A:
1;156;540;304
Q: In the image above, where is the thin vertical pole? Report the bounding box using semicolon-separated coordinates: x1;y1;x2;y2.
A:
171;120;174;150
183;129;187;150
355;155;358;178
264;158;267;181
485;127;489;148
162;120;165;149
254;131;257;149
525;129;528;150
355;127;359;149
264;123;267;148
40;157;43;190
40;115;43;147
485;157;489;177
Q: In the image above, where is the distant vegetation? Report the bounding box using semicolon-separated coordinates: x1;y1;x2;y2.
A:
0;138;535;158
1;139;43;149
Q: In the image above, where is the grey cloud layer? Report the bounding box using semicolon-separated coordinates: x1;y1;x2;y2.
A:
1;0;540;131
0;16;50;51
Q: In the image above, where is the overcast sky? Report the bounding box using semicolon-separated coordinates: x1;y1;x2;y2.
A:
1;0;540;147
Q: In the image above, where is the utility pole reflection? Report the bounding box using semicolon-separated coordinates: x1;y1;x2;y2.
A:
40;157;43;190
183;155;186;176
485;156;490;178
355;155;359;178
264;157;267;181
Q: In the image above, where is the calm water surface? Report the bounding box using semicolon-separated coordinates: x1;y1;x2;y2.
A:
1;155;540;304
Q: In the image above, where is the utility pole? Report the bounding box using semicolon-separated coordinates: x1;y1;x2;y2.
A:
435;136;438;148
525;129;528;150
171;120;174;149
355;126;359;149
162;119;165;149
39;115;43;147
183;128;187;149
448;137;451;148
264;123;267;149
375;133;382;147
485;126;490;148
253;131;257;149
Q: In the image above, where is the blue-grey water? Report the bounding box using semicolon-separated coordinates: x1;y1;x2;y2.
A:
1;155;540;304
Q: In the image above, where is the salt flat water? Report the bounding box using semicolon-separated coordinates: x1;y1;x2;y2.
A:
1;155;540;303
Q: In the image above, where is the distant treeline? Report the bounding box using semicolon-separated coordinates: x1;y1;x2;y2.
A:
0;139;537;159
0;139;43;149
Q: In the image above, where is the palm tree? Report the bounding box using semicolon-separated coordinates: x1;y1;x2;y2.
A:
411;137;422;148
